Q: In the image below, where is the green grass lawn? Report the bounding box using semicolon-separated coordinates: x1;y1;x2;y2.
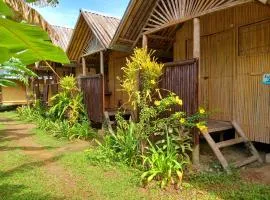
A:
0;111;270;200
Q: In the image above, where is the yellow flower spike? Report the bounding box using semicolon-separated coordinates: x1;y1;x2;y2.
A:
154;101;160;106
199;108;206;114
180;118;186;124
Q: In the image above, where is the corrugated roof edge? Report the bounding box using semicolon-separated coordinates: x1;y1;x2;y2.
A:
80;9;121;20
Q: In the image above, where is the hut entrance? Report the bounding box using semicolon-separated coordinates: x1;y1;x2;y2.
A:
187;30;235;121
201;30;234;121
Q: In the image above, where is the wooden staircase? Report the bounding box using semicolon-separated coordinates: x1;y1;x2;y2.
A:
103;110;132;133
202;120;263;173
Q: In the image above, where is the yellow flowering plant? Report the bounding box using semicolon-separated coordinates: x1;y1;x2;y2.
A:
112;48;208;188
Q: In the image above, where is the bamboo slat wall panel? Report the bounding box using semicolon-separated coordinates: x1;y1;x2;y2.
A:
174;2;270;143
108;52;130;109
161;59;198;116
80;75;104;123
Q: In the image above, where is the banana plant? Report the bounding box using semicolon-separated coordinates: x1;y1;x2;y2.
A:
0;0;69;86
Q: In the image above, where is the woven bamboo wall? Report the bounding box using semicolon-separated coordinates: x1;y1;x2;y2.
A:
174;2;270;143
108;51;130;109
1;81;27;105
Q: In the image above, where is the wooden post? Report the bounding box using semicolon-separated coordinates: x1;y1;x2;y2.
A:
142;34;148;49
192;17;200;166
100;51;105;120
82;57;86;76
100;51;104;75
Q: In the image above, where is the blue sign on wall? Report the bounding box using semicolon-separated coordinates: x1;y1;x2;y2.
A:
263;74;270;85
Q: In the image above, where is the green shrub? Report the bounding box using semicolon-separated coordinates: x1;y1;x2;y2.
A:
90;48;207;188
141;128;190;188
89;120;140;166
49;76;86;124
69;119;97;140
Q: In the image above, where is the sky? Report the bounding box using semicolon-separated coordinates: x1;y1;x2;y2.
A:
34;0;130;28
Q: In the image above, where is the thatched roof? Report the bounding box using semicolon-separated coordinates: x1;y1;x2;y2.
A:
51;25;73;51
67;10;120;61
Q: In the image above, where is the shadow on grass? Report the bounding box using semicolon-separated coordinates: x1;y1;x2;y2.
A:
0;145;56;151
0;184;65;200
0;155;63;179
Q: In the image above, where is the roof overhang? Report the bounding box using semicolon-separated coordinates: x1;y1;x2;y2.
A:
112;0;269;52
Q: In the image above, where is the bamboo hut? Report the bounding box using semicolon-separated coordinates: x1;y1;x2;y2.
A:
67;10;131;123
111;0;270;169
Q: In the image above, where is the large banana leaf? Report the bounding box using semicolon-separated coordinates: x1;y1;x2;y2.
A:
0;17;69;64
0;0;69;65
0;0;12;17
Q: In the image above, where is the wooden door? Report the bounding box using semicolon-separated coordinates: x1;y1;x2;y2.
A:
200;30;235;121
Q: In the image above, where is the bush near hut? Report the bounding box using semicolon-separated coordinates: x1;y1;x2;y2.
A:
86;48;207;189
17;76;96;140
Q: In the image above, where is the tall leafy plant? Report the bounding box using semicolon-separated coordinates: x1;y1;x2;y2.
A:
0;0;69;86
49;76;85;125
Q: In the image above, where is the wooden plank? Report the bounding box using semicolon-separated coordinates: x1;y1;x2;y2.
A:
104;111;114;134
207;120;233;133
202;131;231;173
233;155;258;168
216;137;246;148
232;121;263;163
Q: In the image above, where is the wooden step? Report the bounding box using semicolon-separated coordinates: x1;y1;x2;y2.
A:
232;121;263;163
233;155;258;168
216;137;246;148
201;120;262;173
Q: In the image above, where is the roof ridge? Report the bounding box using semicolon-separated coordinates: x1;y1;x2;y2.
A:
51;25;74;30
80;9;121;20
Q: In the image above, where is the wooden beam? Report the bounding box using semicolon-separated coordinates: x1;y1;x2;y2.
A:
258;0;268;4
143;0;252;35
192;17;200;166
118;37;135;44
82;56;86;76
148;34;174;41
100;51;104;75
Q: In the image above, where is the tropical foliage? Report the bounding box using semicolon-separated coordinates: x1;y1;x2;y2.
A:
0;58;36;86
49;76;85;125
17;76;96;140
87;48;207;189
0;0;69;86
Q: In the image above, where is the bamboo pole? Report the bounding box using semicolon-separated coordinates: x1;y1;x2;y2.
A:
100;51;104;75
142;34;148;49
44;61;60;79
192;17;200;166
82;56;87;76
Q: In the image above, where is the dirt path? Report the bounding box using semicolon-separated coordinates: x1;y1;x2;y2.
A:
0;116;93;199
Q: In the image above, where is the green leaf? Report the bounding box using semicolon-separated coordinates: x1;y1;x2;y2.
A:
0;0;13;17
0;18;69;65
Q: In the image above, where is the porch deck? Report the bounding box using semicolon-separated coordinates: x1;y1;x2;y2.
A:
207;120;233;133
